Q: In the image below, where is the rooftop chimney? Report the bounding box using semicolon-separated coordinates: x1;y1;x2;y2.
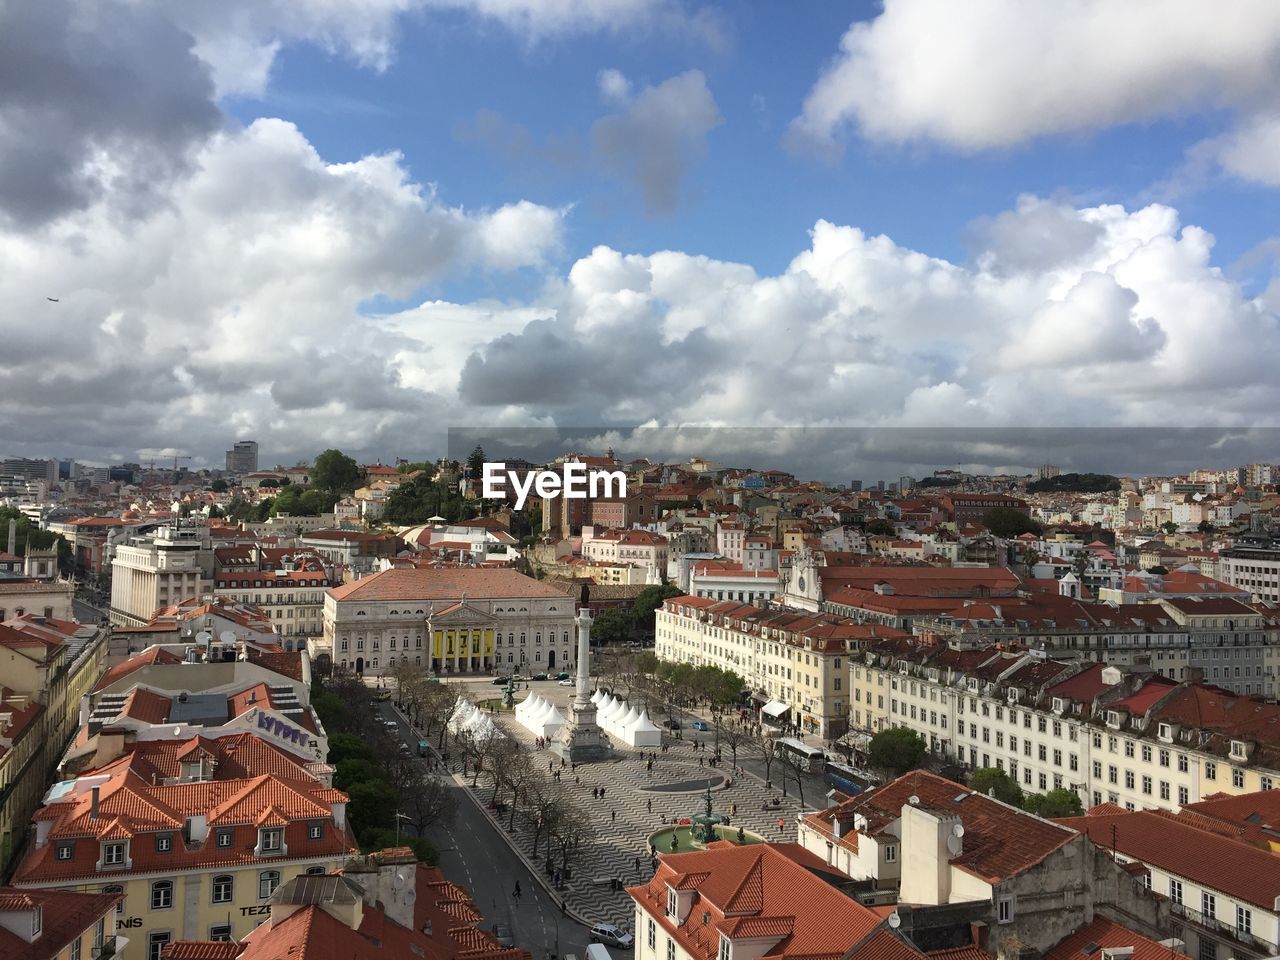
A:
90;786;100;820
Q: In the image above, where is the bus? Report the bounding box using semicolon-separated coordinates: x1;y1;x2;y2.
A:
823;759;872;797
773;736;826;772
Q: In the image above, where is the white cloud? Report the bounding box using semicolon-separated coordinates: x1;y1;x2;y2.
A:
459;197;1280;433
164;0;717;98
790;0;1280;154
597;68;632;104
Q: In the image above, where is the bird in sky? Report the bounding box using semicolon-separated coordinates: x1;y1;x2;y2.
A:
46;297;59;302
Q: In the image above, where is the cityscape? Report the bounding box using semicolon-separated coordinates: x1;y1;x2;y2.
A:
6;5;1280;960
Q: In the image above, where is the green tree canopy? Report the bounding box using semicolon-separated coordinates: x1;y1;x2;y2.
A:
631;584;684;633
1026;473;1121;494
312;449;361;496
982;507;1043;538
466;445;486;479
868;727;926;777
397;461;436;477
382;473;471;525
1022;788;1084;818
209;478;228;493
970;767;1024;805
270;485;336;517
0;507;64;556
591;606;634;645
864;517;896;536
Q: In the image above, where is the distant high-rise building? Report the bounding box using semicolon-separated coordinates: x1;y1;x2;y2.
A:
1039;464;1061;479
225;440;258;475
0;457;56;485
875;480;885;491
1243;463;1274;487
849;480;863;492
899;475;916;493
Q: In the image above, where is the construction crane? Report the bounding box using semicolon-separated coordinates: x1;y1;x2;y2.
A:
172;454;192;473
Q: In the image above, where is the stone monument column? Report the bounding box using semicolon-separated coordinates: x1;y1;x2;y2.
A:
553;583;609;762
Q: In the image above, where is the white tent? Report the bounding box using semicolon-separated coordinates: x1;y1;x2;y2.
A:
622;709;661;748
590;689;604;705
538;705;566;736
616;706;639;732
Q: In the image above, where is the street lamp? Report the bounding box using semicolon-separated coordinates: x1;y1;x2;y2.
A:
394;811;411;842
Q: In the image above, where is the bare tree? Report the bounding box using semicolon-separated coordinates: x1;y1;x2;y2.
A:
744;728;777;786
716;721;749;769
524;781;568;860
550;795;595;874
401;770;458;836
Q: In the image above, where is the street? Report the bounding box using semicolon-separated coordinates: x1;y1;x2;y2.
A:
376;698;593;960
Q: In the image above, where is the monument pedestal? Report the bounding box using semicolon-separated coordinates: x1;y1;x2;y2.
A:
552;701;611;762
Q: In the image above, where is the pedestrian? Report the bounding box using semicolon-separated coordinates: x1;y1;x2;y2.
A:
575;775;580;785
777;817;784;832
549;760;553;773
514;881;522;899
647;797;653;813
634;855;640;871
600;787;606;799
561;899;568;916
611;809;617;823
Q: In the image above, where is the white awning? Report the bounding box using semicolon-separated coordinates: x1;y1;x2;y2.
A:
761;700;790;718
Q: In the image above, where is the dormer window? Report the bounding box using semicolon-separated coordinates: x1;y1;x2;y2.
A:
155;833;173;853
719;934;731;960
1231;740;1249;761
100;841;128;869
56;842;74;861
1158;723;1173;742
31;905;41;938
667;889;678;917
216;829;233;848
257;828;284;856
1052;698;1065;714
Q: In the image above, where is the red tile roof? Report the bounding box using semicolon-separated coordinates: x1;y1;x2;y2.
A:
0;886;120;960
329;568;569;602
1059;807;1280;909
627;843;887;960
1043;916;1188;960
805;771;1077;883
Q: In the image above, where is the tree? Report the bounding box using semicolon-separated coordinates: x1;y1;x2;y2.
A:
982;507;1043;538
312;449;361;496
467;445;486;480
1197;519;1216;533
327;732;370;765
1022;789;1083;818
346;778;398;834
209;479;228;493
259;478;279;488
400;770;457;836
383;473;470;525
631;584;683;636
397;461;436;476
970;767;1023;805
1161;520;1179;535
868;727;926;777
591;607;634;645
864;517;896;537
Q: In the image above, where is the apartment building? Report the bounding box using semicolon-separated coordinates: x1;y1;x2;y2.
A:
656;595;907;737
213;548;332;647
224;442;258;476
1219;544;1280;602
798;770;1166;958
1065;802;1280;960
853;635;1280;812
0;616;108;875
163;848;529;960
10;734;357;960
0;886;122;960
581;528;670;578
110;527;214;627
687;561;780;606
321;567;576;677
0;579;75;622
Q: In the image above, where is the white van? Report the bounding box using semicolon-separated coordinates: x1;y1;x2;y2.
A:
585;944;614;960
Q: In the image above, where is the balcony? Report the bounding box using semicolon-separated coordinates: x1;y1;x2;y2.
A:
1170;902;1274;955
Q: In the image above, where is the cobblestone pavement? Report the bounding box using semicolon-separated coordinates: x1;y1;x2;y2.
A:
454;707;808;929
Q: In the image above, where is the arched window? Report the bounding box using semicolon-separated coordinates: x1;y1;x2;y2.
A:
258;870;281;899
102;884;124;915
151;880;173;910
211;875;233;904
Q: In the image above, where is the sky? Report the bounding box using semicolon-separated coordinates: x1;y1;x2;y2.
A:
4;0;1280;480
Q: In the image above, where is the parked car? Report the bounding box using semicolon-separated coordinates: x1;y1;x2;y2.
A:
558;678;575;686
590;923;634;949
531;672;549;681
492;924;514;948
662;718;682;730
492;676;512;685
691;720;710;732
556;671;571;680
382;719;398;729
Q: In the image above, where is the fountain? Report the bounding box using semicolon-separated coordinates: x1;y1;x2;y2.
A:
691;785;724;844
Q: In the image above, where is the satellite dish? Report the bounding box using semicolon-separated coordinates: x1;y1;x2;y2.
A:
888;912;901;929
908;795;920;806
219;630;237;644
953;823;964;838
394;871;406;888
195;631;213;645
